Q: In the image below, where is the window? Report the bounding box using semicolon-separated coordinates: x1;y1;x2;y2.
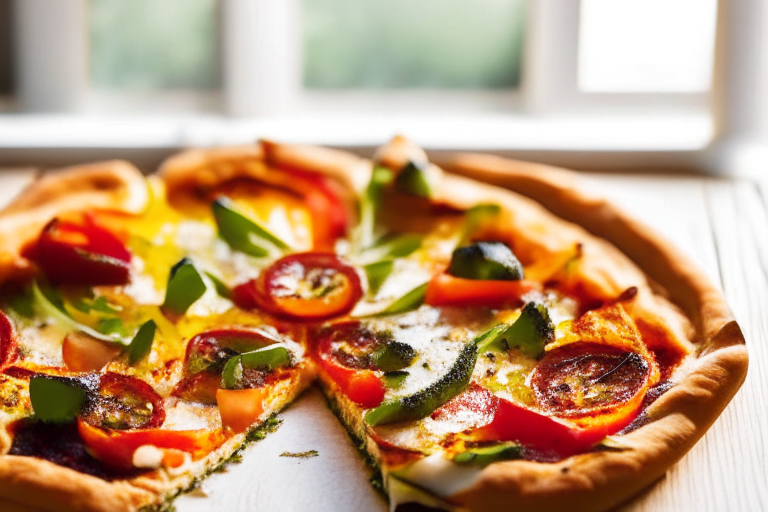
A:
303;0;526;90
89;0;220;91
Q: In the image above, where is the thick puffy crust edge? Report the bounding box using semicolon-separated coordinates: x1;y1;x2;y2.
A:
0;160;149;285
0;362;314;512
439;152;748;512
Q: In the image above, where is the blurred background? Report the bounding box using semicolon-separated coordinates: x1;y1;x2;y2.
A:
0;0;765;175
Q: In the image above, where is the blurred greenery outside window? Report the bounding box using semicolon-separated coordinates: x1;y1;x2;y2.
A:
89;0;219;90
303;0;527;89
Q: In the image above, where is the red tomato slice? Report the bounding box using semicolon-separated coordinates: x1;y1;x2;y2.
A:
77;420;224;470
0;311;18;370
314;322;385;409
81;373;166;430
424;273;540;309
33;216;131;286
238;253;363;322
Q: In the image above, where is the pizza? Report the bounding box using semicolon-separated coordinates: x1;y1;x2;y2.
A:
0;137;748;512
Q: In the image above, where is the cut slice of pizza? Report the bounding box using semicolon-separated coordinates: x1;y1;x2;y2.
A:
308;136;747;512
0;152;353;511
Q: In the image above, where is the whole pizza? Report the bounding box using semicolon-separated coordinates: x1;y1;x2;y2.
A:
0;137;748;512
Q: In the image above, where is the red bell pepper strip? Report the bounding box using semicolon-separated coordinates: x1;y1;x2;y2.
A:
0;311;18;370
77;419;224;470
33;216;131;286
424;273;540;309
472;396;625;459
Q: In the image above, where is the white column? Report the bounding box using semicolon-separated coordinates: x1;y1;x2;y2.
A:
220;0;300;118
13;0;87;113
707;0;768;176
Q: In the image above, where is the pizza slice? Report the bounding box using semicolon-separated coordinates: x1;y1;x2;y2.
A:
308;136;747;511
0;153;348;511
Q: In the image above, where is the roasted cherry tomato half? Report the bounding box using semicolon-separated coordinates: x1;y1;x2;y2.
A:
33;216;131;286
424;273;540;309
530;342;653;429
173;327;281;404
237;253;363;321
81;372;165;430
77;419;224;470
0;311;18;370
314;321;386;409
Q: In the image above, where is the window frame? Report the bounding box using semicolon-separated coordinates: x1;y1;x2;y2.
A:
0;0;726;160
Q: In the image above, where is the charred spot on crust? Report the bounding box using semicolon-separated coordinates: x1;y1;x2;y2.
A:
8;420;144;480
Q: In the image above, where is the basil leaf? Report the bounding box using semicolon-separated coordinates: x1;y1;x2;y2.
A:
212;197;289;257
29;376;87;423
364;260;394;296
376;283;428;316
162;258;207;316
126;320;157;365
31;282;117;343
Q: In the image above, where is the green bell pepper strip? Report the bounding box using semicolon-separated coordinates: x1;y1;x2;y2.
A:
370;341;416;372
220;345;293;389
394;161;435;198
364;260;394;296
365;331;485;426
212;197;289;257
355;166;394;252
457;203;501;248
162;258;207;316
480;302;555;358
447;241;524;281
29;376;87;423
452;442;523;466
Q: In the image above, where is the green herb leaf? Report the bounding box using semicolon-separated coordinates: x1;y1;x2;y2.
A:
72;295;120;314
212;197;289;257
96;317;129;338
29;376;87;423
375;283;428;316
359;234;422;264
31;282;117;343
162;258;207;316
205;272;231;299
364;260;394;296
126;320;157;365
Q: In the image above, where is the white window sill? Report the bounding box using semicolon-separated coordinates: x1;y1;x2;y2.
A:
0;111;712;153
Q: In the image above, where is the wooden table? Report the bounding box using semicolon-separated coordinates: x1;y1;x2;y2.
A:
1;170;766;512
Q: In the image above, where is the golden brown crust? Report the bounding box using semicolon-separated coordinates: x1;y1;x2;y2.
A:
0;456;154;512
0;160;149;284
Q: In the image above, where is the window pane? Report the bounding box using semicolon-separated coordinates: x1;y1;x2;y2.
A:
303;0;526;89
89;0;219;90
579;0;717;93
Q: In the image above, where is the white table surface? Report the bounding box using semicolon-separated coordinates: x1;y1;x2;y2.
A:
0;169;766;512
